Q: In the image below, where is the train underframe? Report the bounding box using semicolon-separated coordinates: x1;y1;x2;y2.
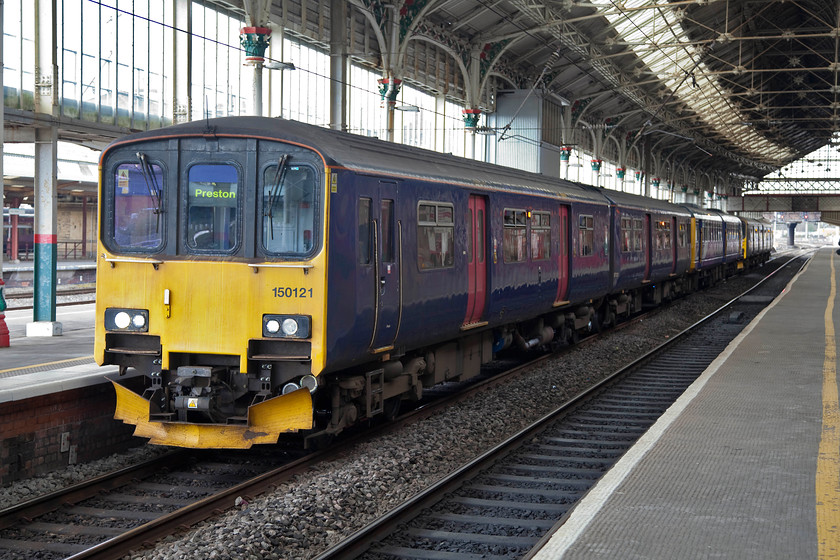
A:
107;259;764;448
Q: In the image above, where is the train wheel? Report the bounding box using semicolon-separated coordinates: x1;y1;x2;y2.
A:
588;310;601;333
383;396;402;421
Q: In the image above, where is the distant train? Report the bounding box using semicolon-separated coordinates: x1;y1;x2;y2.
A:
2;207;34;258
95;116;772;449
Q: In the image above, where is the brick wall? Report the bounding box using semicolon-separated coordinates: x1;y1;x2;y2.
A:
0;383;142;486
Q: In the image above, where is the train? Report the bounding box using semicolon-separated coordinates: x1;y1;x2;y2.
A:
94;116;773;449
3;207;34;259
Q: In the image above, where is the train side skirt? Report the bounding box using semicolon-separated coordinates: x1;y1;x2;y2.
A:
110;380;314;448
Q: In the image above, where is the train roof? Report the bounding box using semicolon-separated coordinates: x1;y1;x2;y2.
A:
104;116;609;206
679;204;741;224
596;188;692;217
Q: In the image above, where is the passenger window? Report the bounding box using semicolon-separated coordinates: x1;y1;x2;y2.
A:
633;218;643;251
504;209;527;262
531;211;551;261
620;217;632;253
579;214;594;257
657;220;671;250
358;198;372;265
187;164;239;252
417;202;454;270
381;200;394;263
113;161;164;251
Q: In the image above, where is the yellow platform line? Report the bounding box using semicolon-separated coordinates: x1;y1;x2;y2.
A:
0;356;95;376
818;250;840;558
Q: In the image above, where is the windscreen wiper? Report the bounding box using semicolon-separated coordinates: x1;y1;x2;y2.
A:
136;152;163;232
264;154;290;240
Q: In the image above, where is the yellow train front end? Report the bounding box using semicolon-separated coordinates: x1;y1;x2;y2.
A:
95;120;329;448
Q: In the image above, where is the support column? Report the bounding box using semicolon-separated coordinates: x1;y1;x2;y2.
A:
240;26;271;116
329;0;347;131
9;200;19;262
787;222;799;247
463;109;480;160
643;138;652;198
29;0;61;336
81;195;88;258
28;126;62;337
378;78;401;142
0;0;7;348
170;0;191;123
434;94;446;153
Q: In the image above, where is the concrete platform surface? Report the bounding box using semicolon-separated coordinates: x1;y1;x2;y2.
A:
533;248;838;559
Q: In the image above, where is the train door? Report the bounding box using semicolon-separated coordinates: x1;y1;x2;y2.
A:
359;180;401;353
671;216;677;274
463;195;487;326
555;205;570;304
644;214;651;280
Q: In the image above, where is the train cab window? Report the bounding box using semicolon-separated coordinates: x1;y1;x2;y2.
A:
579;214;594;257
261;163;317;256
113;161;164;251
358;198;372;265
418;202;454;270
531;211;550;260
620;217;632;253
504;209;527;262
187;164;239;252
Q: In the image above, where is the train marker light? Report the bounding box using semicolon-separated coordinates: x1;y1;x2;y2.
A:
281;318;299;336
262;314;311;338
105;308;150;332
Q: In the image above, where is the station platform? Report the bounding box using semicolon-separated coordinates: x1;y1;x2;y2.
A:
0;290;139;484
0;301;111;404
2;259;96;290
532;247;838;559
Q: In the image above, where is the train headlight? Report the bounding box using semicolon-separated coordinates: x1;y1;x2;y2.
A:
114;311;131;329
262;314;311;338
300;374;318;393
105;308;149;332
282;382;300;394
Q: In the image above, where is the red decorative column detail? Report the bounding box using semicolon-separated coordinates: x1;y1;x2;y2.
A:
0;278;9;347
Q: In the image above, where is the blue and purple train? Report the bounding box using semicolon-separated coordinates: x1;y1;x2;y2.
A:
95;116;772;448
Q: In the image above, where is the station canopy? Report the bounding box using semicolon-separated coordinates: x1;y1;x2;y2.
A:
225;0;837;183
410;0;838;179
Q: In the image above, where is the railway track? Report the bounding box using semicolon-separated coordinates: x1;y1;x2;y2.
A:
0;447;317;560
314;254;807;560
4;286;96;310
0;254;805;559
